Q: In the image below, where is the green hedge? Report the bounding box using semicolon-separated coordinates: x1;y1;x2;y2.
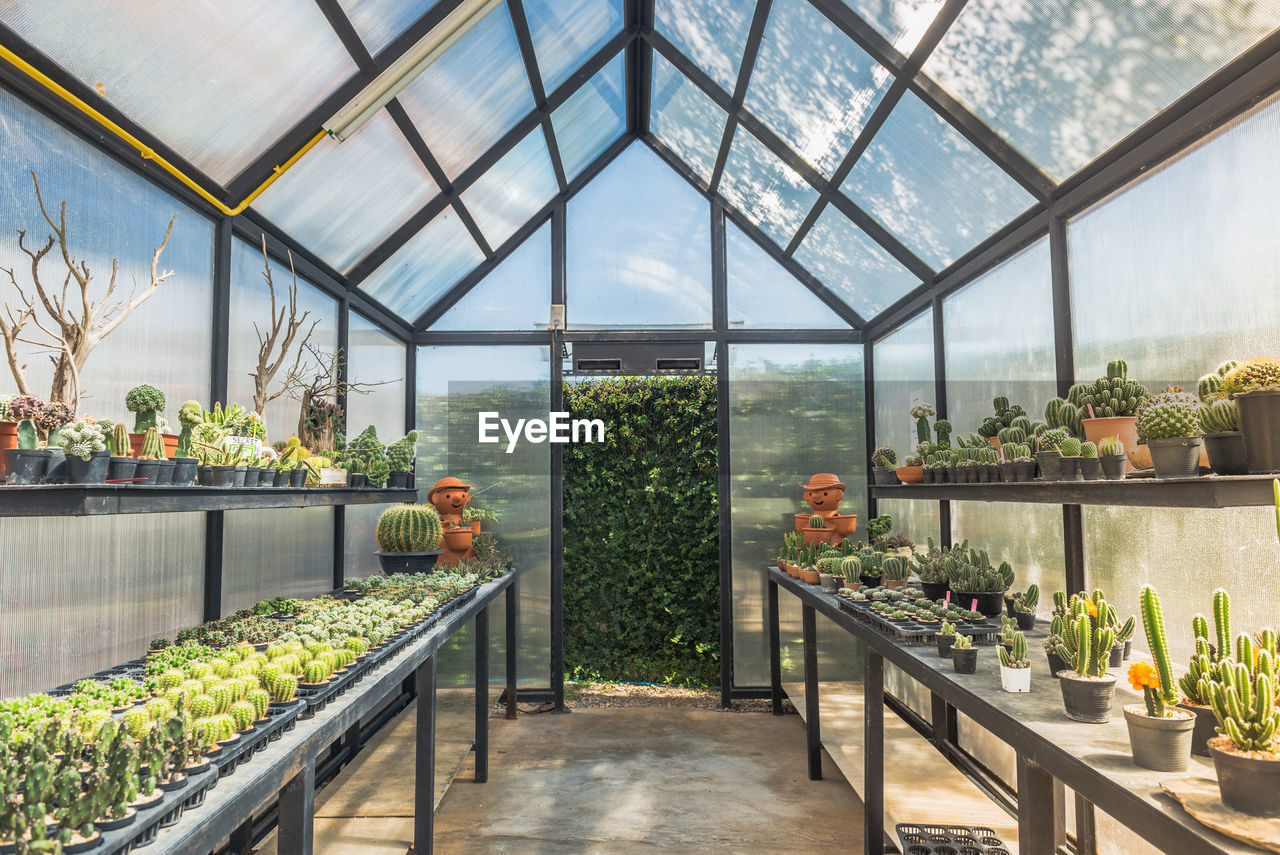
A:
563;376;719;686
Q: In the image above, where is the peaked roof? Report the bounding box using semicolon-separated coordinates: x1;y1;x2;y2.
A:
4;0;1276;332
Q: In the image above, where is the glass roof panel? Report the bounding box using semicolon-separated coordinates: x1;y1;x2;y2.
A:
397;1;534;179
925;0;1280;180
338;0;439;56
552;53;627;181
524;0;624;94
841;89;1035;269
252;110;438;274
460;128;559;248
745;0;895;176
359;207;485;319
649;53;729;186
839;0;947;54
654;0;756;94
726;221;849;329
718;127;820;247
794;207;919;318
432;223;552;330
1;0;358;183
566;145;712;328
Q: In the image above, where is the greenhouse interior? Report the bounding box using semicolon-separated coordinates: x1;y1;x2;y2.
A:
1;0;1280;853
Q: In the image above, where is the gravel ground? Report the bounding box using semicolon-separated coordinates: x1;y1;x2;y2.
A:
560;681;795;713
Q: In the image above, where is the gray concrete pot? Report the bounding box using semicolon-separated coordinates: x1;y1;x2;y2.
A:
1202;431;1249;475
1209;739;1280;817
1058;672;1115;723
1123;705;1194;771
1035;451;1062;481
1099;454;1127;480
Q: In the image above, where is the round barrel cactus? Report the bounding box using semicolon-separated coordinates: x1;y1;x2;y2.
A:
375;504;443;552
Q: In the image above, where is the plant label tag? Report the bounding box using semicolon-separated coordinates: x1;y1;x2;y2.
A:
970;598;978;612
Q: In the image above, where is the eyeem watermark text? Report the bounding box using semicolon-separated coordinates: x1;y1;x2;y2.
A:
478;412;606;453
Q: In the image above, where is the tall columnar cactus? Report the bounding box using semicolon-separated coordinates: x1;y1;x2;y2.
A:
999;632;1029;668
375;504;443;552
109;422;131;457
139;427;166;460
1213;589;1232;661
1056;611;1114;678
1139;587;1180;717
1202;654;1280;752
176;400;202;457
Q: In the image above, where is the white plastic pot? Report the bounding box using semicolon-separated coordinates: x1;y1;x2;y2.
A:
1000;664;1031;693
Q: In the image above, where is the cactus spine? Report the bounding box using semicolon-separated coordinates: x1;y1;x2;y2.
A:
1139;587;1179;716
375;504;443;552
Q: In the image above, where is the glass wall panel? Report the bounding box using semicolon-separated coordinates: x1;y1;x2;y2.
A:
524;0;624;94
649;54;729;186
875;498;940;550
460;129;558;248
950;503;1064;606
359;208;486;320
432;222;552;331
794;207;920;318
252;111;439;273
654;0;755;94
566;145;712;328
872;310;933;454
729;344;866;686
222;508;336;614
398;2;534;179
417;346;551;689
2;0;358;182
925;0;1280;180
1;86;214;423
339;0;439;56
718;127;820;247
746;0;894;176
842;90;1035;269
840;0;946;53
0;514;204;697
726;221;849;329
551;54;627;181
227;239;339;443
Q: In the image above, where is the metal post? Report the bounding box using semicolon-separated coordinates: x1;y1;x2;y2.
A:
802;604;821;780
864;648;884;855
1016;755;1064;855
203;511;224;622
1074;793;1098;855
550;333;566;713
1063;504;1085;594
277;763;315;855
413;654;437;855
475;606;490;783
228;819;253;855
929;692;948;749
864;340;877;520
332;505;345;590
506;574;519;720
768;577;783;716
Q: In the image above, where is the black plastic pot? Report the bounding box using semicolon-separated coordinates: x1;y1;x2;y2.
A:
948;466;960;483
152;459;175;485
387;470;412;489
1060;457;1082;480
250;466;266;486
937;634;955;657
860;574;882;588
872;466;898;486
288;468;306;487
65;450;110;484
1238;389;1280;474
347;473;369;488
1079;458;1103;480
919;580;948;601
108;457;139;483
211;465;236;487
1108;644;1124;669
922;467;936;483
1123;639;1132;660
1179;702;1218;757
1058;673;1116;723
133;459;162;485
172;457;198;486
951;648;977;674
1015;611;1036;631
954;591;1004;619
197;465;214;486
1013;460;1037;482
1147;436;1202;479
1046;650;1068;678
1210;740;1280;816
270;469;286;486
1035;451;1062;481
232;466;247;487
1202;431;1250;476
1100;455;1127;480
376;551;442;574
5;448;49;484
44;449;67;483
934;467;948;483
998;462;1015;482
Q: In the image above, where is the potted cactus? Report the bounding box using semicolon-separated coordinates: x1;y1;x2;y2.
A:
1010;584;1038;630
1034;428;1068;481
999;630;1031;692
950;633;977;674
1058;436;1083;480
106;421;139;482
1200;633;1280;816
134;426;168;485
1054;599;1117;723
375;504;444;573
945;546;1014;619
4;395;50;484
802;513;831;548
896;454;924;484
937;620;957;657
125;384;177;458
386;430;418;488
1219;357;1280;473
1076;359;1152;472
881;555;911;590
1179;590;1234;756
57;418;109;483
816;556;842;592
870;446;898;485
1136;388;1204;478
1098;435;1126;480
1123;586;1195;772
1077;441;1102;480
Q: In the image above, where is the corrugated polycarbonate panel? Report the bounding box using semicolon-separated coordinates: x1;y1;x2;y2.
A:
2;0;358;182
871;310;932;454
842;90;1034;269
566;145;712;328
0;86;214;424
524;0;624;94
729;344;866;686
359;208;486;321
0;514;205;697
227;239;339;444
222;507;336;615
654;0;756;94
346;313;408;439
551;53;627;181
251;111;439;274
339;0;440;56
417;345;551;688
725;221;848;329
460;129;559;248
649;53;729;186
397;2;534;180
432;222;551;331
345;503;387;580
745;0;894;177
794;207;919;318
925;0;1280;180
875;498;940;548
840;0;946;53
951;502;1065;605
718;126;819;247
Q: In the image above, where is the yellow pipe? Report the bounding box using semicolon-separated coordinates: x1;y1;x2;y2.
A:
0;43;326;217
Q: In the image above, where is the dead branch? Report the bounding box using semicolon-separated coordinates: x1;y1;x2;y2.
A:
251;234;318;414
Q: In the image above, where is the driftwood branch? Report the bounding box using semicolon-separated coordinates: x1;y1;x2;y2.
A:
251;234;316;414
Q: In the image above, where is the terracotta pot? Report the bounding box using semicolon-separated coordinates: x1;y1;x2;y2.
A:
801;568;820;585
828;514;856;536
1124;705;1194;772
470;519;482;535
987;436;1001;451
884;577;908;590
442;528;474;552
793;512;811;533
802;528;833;547
0;420;14;479
895;465;924;484
129;432;179;459
1082;416;1144;472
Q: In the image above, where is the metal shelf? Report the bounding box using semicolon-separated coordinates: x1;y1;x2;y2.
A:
0;485;417;517
870;473;1278;508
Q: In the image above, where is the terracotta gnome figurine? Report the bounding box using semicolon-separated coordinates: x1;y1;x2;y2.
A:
428;476;477;566
794;473;857;545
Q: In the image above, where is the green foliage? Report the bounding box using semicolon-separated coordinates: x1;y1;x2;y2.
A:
57;419;105;460
376;504;443;552
871;446;896;468
563;377;718;686
999;632;1029;668
1200;399;1240;433
386;430;418;472
126;384;165;432
1136;389;1203;440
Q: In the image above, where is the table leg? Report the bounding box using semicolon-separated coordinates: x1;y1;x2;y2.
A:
506;575;518;720
768;578;782;716
277;763;314;855
413;655;437;855
475;606;490;784
802;603;821;781
864;648;883;855
1017;754;1064;855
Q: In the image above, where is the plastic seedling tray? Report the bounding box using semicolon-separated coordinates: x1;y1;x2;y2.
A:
212;700;305;779
835;595;1001;646
897;824;1011;855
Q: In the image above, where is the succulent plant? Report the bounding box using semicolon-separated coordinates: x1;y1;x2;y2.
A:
229;700;255;732
386;430;418;473
999;632;1029;668
126;384;166;433
1079;441;1098;458
952;633;973;650
1197;361;1238;401
1072;364;1151;421
871;446;897;468
56;418;106;461
815;556;843;574
1055;607;1114;678
375;504;444;552
1098;435;1123;457
1044;398;1084;437
1200;399;1240;433
881;555;911;581
933;419;951;445
1136;389;1203;440
1138;587;1180;717
1201;652;1279;753
1037;428;1069;453
808;514;824;529
1059;436;1082;457
36;401;72;440
945;547;1014;594
1012;584;1039;614
190;694;215;719
1221;357;1280;396
138;426;167;460
269;674;298;703
302;660;328;685
997;425;1027;445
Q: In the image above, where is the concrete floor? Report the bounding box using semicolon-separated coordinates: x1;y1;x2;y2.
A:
259;695;864;854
